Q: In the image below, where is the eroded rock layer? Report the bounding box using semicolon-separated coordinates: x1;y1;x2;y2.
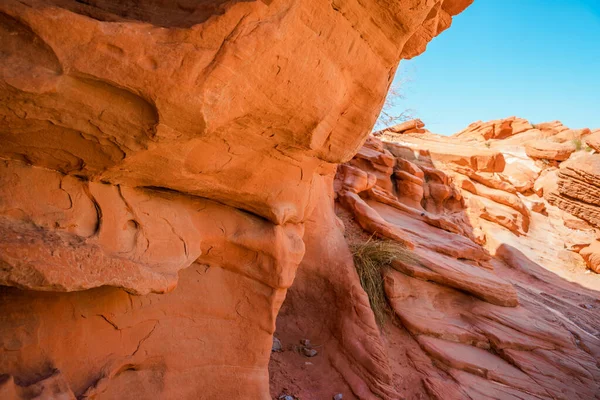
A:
271;118;600;399
0;0;474;398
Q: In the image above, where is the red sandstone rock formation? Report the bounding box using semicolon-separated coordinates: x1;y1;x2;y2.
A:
455;116;533;141
0;0;475;399
582;241;600;273
547;153;600;227
2;1;599;399
586;129;600;152
373;119;426;135
272;118;600;399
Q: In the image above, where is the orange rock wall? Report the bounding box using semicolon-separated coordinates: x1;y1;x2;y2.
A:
0;0;473;398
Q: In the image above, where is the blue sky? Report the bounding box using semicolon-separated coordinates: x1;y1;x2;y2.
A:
386;0;600;135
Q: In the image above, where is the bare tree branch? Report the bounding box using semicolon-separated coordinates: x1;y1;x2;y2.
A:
374;80;415;130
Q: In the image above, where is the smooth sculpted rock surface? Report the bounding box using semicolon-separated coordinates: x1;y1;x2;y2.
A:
455;116;533;141
586;129;600;151
525;140;577;161
0;0;474;399
581;241;600;273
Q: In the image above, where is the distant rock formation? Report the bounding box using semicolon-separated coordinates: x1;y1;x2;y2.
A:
272;117;600;399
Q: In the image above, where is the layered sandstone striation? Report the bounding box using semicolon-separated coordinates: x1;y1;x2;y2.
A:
547;154;600;227
2;0;599;399
272;118;600;399
0;0;475;399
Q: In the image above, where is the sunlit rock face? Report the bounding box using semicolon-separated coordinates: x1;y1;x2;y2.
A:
0;0;473;398
272;119;600;399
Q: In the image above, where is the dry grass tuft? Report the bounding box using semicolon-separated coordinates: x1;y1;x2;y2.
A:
349;238;416;326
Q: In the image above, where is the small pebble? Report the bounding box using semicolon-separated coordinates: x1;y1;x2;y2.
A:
272;337;283;352
300;338;311;347
333;394;343;400
278;396;294;400
302;347;318;357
